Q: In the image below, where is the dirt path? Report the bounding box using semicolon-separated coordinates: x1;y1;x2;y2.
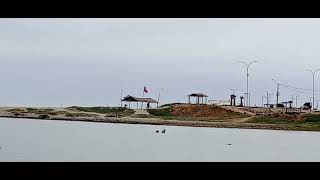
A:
219;106;256;116
133;109;150;115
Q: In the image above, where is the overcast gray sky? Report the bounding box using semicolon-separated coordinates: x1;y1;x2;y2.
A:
1;18;320;107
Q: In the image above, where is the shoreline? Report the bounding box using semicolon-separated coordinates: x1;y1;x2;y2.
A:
0;114;309;132
1;106;320;132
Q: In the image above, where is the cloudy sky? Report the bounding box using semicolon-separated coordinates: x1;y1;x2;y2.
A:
1;18;320;107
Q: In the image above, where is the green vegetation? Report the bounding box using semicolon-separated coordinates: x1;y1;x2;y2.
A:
8;108;27;114
67;106;134;116
160;103;184;108
26;108;58;115
304;114;320;122
6;106;135;118
65;112;99;117
222;110;251;119
148;107;172;117
246;116;287;124
247;114;320;131
130;114;153;118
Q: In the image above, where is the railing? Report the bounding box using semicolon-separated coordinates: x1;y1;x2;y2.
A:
285;108;302;113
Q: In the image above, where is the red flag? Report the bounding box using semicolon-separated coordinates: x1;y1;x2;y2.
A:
144;86;149;93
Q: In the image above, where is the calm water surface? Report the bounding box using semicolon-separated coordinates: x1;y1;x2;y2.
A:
0;117;320;162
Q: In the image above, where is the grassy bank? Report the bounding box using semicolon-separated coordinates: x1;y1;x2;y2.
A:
66;106;134;116
247;114;320;131
7;106;134;118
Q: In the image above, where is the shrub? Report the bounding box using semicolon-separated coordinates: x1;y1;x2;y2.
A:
147;107;172;117
304;114;320;122
67;106;134;115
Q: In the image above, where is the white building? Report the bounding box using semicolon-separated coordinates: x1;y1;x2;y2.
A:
208;99;230;106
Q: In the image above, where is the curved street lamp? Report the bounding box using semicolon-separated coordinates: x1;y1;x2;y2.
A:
240;60;258;107
230;88;238;95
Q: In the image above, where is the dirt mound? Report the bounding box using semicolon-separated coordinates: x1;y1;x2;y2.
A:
170;104;243;118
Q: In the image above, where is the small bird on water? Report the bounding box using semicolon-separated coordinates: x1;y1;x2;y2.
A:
161;129;166;133
156;130;159;133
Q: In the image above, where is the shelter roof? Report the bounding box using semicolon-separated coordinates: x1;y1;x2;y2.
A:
121;95;158;103
188;93;208;97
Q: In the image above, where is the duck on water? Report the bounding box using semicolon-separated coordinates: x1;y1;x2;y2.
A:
156;129;166;134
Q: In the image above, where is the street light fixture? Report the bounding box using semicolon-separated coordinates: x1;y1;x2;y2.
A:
272;79;281;106
240;60;258;107
230;88;238;95
306;68;320;110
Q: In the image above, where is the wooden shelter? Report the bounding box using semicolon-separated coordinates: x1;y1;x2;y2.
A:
121;95;158;109
188;93;208;104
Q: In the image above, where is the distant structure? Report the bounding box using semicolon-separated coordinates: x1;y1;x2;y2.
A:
230;94;236;106
208;100;230;106
121;95;158;109
239;96;244;107
188;93;208;105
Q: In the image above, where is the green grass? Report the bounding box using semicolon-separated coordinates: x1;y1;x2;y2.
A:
67;106;134;116
247;115;320;131
26;108;59;115
147;107;172;117
130;114;153;118
65;112;99;117
8;108;27;113
247;116;287;124
304;114;320;122
160;103;184;108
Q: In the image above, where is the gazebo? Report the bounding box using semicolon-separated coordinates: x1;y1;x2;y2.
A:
121;95;158;109
188;93;208;104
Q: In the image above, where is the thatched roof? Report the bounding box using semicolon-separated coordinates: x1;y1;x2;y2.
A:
188;93;208;97
121;95;158;103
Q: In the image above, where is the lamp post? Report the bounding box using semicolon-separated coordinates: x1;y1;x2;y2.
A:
306;69;320;110
240;61;258;107
266;92;273;107
120;88;124;107
272;79;280;107
262;95;267;107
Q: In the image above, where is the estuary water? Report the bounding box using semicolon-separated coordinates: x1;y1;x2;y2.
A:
0;117;319;162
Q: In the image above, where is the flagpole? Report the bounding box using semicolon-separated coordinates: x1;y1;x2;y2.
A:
141;89;144;109
120;88;123;107
157;91;160;109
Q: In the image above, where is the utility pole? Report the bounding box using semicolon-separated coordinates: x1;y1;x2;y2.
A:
266;92;273;107
157;91;160;109
262;96;267;107
240;60;258;107
272;79;280;107
267;92;273;105
306;69;320;110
